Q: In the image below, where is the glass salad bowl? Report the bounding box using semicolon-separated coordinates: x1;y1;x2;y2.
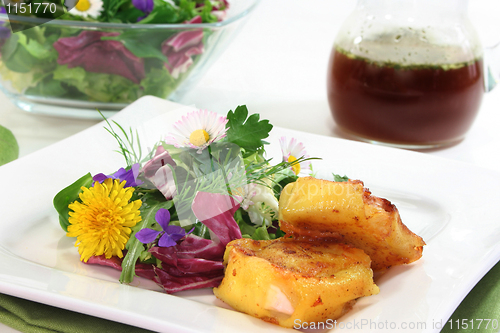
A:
0;0;259;118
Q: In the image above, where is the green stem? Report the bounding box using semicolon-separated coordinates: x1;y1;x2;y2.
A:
119;200;171;284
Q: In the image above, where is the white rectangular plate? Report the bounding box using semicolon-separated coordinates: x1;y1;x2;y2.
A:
1;96;500;333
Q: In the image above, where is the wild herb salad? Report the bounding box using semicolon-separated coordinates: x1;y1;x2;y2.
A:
53;107;320;293
0;0;228;104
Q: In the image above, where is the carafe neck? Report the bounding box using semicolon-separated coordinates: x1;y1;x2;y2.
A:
356;0;468;14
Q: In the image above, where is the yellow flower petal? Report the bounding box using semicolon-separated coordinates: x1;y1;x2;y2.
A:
287;155;301;175
66;178;142;262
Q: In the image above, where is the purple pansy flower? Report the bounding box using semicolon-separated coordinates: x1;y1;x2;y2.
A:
135;208;192;247
93;163;144;187
132;0;153;21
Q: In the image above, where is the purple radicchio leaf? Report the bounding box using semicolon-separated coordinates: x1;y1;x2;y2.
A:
142;146;176;178
53;31;145;84
142;146;177;200
174;234;225;260
161;16;204;79
103;191;242;293
85;255;156;280
146;192;242;293
149;246;224;273
191;191;242;247
151;165;177;200
209;0;230;21
152;266;223;294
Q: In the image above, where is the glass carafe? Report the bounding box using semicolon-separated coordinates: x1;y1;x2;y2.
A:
327;0;499;149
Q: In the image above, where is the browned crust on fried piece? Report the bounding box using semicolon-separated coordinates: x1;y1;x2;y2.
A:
213;238;379;328
278;177;425;271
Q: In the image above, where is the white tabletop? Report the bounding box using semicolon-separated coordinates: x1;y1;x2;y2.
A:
1;0;500;332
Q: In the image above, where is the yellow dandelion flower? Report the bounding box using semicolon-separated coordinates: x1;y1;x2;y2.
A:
67;178;142;262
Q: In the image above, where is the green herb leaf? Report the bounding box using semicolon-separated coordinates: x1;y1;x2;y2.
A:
112;6;144;23
225;105;273;152
137;0;180;24
53;173;93;232
333;173;349;182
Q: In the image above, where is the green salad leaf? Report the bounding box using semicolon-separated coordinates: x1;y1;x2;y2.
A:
0;0;225;104
17;30;58;61
25;78;67;97
53;173;93;232
141;67;177;98
52;65;141;102
2;34;38;73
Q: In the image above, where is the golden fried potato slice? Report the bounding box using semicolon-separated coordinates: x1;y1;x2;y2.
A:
278;177;425;271
213;238;379;328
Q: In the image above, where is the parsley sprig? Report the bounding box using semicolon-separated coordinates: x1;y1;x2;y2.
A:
225;105;273;156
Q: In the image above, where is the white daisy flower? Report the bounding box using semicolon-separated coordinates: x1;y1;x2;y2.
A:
279;136;311;175
246;183;279;226
232;181;278;226
165;109;228;153
69;0;103;18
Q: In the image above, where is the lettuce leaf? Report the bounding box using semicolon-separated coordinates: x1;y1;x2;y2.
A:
17;31;58;61
53;173;93;232
140;66;177;98
25;78;67;97
52;65;141;102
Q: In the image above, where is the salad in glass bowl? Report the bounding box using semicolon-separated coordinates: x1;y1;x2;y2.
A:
0;0;258;116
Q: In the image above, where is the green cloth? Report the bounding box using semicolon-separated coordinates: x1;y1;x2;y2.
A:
442;260;500;332
0;261;499;333
0;293;155;333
